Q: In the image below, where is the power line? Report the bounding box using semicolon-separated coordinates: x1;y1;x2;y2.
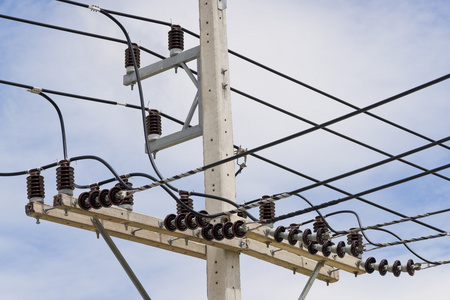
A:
232;87;450;182
50;2;450;156
261;162;450;224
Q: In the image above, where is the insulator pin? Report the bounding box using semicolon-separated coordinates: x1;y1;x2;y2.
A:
124;43;141;74
146;109;162;142
313;216;328;233
259;195;275;222
168;25;184;56
177;191;193;214
27;169;45;203
56;160;74;195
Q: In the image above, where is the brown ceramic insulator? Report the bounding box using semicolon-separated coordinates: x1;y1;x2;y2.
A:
124;43;140;69
168;25;184;51
56;160;74;192
27;169;45;200
259;195;275;221
116;177;134;206
146;110;162;137
347;230;363;246
313;216;328;233
177;192;194;214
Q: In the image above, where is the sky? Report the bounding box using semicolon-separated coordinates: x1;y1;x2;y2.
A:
0;0;449;299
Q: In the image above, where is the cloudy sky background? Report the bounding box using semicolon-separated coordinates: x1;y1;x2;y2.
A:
1;0;449;299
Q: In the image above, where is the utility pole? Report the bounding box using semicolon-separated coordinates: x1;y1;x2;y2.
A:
199;1;241;299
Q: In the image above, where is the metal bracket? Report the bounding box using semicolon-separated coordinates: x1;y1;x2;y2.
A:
218;0;227;10
123;46;203;154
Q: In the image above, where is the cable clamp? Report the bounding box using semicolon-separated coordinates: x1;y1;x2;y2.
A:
28;87;42;94
235;146;248;169
89;5;101;12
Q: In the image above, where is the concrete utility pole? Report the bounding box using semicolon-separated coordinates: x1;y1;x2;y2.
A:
199;1;241;299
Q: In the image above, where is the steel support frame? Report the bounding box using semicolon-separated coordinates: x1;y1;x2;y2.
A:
123;46;203;153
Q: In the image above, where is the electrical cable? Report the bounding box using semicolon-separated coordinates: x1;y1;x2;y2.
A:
3;12;448;167
3;5;448;229
49;2;450;155
0;14;164;60
319;209;449;265
245;135;450;206
231;87;450;182
135;72;450;192
258;162;450;224
35;92;68;160
1;79;447;231
292;194;445;263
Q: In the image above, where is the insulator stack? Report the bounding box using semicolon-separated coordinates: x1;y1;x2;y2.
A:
27;169;45;203
78;185;99;210
146;109;162;142
313;216;328;233
168;25;184;56
117;177;134;211
177;192;193;214
124;43;140;74
56;160;74;195
259;195;275;222
347;230;363;246
362;257;416;277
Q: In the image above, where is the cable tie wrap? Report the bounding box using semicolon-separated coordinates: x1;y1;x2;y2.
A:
89;5;100;12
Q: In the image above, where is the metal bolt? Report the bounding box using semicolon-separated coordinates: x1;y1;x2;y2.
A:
131;228;143;235
44;207;56;214
270;248;283;256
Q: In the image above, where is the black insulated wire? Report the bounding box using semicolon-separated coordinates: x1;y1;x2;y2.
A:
245;135;450;207
232;87;450;182
51;2;450;154
137;72;450;192
37;92;68;160
5;3;448;228
262;162;450;225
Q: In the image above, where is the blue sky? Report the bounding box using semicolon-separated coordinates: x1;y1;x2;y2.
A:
1;0;449;299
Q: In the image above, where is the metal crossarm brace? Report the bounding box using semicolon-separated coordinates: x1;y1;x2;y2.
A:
91;217;151;300
123;46;203;153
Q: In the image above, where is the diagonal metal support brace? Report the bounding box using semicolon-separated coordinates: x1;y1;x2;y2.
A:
298;260;324;300
91;217;151;300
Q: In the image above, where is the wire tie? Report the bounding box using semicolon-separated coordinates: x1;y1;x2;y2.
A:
89;5;101;12
28;87;42;94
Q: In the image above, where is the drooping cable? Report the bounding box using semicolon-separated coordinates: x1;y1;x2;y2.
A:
3;12;448;166
318;208;449;265
35;92;68;160
1;79;447;232
133;73;450;192
292;194;447;263
232;87;450;182
47;2;450;154
2;5;446;226
257;162;450;224
245;135;450;206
